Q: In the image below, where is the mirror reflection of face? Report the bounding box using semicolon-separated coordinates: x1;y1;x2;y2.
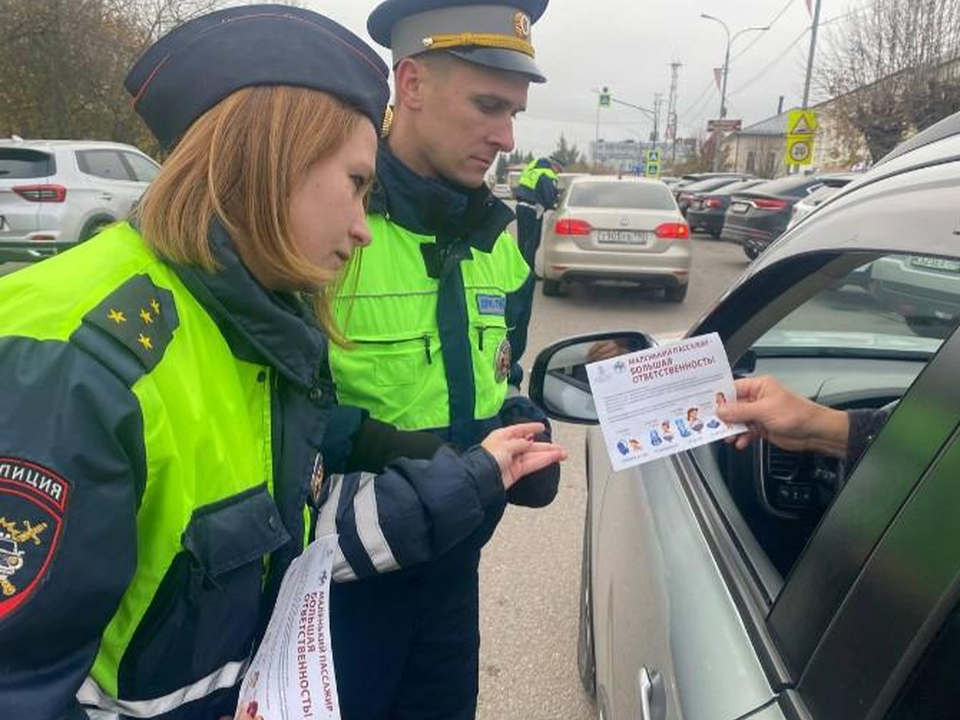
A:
288;120;377;274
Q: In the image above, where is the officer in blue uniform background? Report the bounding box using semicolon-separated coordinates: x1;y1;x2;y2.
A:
326;1;557;718
514;156;562;273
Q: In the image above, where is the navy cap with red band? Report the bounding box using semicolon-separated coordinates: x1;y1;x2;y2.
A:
125;4;391;150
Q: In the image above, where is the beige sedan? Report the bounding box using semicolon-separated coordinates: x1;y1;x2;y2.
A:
540;176;692;302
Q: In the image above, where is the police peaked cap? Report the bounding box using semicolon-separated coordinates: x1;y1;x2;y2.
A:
125;5;391;150
368;0;549;83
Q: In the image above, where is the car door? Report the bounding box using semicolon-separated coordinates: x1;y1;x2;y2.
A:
590;155;960;720
74;148;142;218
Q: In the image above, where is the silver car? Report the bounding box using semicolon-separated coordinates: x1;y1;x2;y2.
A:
540;176;692;302
531;112;960;720
0;138;159;262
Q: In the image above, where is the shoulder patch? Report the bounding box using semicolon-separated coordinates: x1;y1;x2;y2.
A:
0;458;70;618
79;274;179;373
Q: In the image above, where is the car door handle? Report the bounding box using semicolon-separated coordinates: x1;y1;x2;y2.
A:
638;667;666;720
100;193;114;201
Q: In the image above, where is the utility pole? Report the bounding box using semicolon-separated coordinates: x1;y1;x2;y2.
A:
666;61;682;162
652;92;664;143
802;0;823;109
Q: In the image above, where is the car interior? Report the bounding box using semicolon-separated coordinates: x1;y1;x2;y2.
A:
705;252;960;578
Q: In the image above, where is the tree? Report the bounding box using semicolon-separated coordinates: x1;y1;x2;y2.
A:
0;0;221;155
494;153;508;182
551;133;584;168
818;0;960;161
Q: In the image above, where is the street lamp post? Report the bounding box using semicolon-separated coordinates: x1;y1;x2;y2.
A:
701;14;769;170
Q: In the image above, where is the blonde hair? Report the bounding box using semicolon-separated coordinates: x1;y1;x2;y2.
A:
135;85;364;342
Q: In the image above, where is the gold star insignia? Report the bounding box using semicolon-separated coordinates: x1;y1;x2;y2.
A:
140;308;153;324
137;333;153;350
107;309;126;324
150;299;161;315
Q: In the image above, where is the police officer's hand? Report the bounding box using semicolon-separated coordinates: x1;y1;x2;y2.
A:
481;422;567;490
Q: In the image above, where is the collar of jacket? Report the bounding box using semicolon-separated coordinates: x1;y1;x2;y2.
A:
169;220;327;393
368;143;514;253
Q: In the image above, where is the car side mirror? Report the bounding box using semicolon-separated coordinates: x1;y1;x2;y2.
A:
529;331;654;424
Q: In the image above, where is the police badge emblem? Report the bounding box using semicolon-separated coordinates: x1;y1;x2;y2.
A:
494;337;512;384
0;458;68;618
514;11;531;39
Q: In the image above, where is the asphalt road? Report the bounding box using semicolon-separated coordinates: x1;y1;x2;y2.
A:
476;235;749;720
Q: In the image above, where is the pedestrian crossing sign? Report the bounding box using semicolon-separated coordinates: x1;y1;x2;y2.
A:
786;110;818;166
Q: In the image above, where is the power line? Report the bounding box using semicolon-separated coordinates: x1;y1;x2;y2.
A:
728;26;811;98
731;0;798;62
679;77;715;119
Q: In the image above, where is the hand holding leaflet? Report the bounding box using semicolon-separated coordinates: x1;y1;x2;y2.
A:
586;333;746;470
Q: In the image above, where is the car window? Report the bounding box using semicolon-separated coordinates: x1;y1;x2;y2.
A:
122;152;160;182
711;252;960;583
567;182;675;210
76;150;134;181
754;253;959;359
745;176;819;197
0;148;55;178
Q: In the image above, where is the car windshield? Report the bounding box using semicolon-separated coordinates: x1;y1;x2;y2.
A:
567;182;675;210
753;253;960;359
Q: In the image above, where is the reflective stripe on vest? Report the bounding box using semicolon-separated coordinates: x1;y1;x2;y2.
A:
330;214;528;432
77;660;247;718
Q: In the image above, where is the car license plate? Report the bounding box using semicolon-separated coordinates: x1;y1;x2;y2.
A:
730;202;750;213
911;256;960;273
597;230;648;245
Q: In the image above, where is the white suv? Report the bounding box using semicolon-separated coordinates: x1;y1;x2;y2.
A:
0;138;159;262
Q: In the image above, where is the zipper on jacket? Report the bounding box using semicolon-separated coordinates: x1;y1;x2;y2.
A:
476;324;515;352
353;334;433;365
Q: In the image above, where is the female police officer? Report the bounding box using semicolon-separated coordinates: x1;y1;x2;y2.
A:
0;6;564;719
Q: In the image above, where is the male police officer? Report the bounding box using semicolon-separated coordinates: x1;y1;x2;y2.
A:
514;156;561;272
326;1;557;718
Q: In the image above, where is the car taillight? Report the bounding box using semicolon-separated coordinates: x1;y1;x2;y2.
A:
752;197;788;211
704;197;723;208
554;218;593;236
13;184;67;203
655;222;690;239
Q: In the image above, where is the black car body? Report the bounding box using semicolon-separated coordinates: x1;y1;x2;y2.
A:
722;174;852;259
671;172;752;201
685;179;767;237
675;176;754;217
530;111;960;720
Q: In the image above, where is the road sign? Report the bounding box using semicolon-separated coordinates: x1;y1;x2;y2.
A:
787;138;813;164
707;119;742;133
644;149;662;178
786;110;818;166
787;110;818;136
646;149;662;163
599;87;611;108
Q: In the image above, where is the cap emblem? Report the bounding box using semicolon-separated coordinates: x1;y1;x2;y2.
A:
514;12;531;40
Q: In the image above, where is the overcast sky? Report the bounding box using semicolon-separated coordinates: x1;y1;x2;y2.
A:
302;0;862;157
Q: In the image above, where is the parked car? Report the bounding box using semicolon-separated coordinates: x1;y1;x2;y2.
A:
671;172;752;200
722;173;856;260
869;254;960;339
675;176;756;217
0;139;159;263
529;112;960;720
786;181;853;230
684;179;767;236
540;176;691;302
